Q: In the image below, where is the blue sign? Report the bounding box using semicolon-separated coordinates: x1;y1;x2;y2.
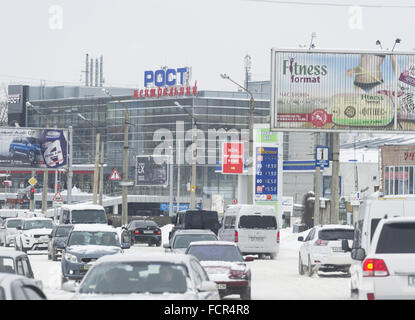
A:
160;203;200;212
315;146;329;168
255;147;278;201
144;67;188;87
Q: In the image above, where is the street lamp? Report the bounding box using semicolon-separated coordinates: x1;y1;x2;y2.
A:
77;113;103;205
174;101;197;210
220;73;255;204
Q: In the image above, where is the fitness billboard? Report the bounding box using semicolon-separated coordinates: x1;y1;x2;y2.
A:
0;127;69;169
270;49;415;132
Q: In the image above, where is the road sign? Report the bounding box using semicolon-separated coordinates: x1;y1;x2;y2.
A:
28;177;37;186
52;192;63;202
316;146;329;168
222;142;244;174
350;192;360;206
109;169;121;181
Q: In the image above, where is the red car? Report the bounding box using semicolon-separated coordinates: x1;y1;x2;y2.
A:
185;241;253;300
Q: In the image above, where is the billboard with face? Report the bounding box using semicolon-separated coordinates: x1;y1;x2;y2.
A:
0;127;68;169
270;49;415;132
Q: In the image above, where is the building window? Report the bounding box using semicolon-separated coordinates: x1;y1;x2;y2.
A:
384;165;415;196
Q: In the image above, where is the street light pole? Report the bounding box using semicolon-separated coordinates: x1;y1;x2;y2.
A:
122;108;129;226
99;139;104;205
220;74;254;204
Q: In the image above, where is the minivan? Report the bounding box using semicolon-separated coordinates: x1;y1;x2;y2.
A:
218;205;279;259
58;204;110;225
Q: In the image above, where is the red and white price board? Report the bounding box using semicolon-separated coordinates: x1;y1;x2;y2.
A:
222;142;244;174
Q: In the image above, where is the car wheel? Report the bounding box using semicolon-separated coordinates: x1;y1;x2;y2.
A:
52;250;57;261
298;254;305;275
307;255;314;277
270;253;277;260
47;252;51;260
28;151;36;163
240;286;251;300
351;288;358;299
156;241;161;247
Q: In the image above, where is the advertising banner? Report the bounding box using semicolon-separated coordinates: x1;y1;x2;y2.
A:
255;147;278;201
271;49;415;132
135;155;168;186
222;142;244;174
0;127;68;169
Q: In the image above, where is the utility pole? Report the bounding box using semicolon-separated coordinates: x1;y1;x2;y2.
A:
176;139;181;213
93;132;100;204
99;139;104;205
314;132;321;226
190;119;197;210
67;126;73;204
169;146;174;216
247;96;254;205
42;119;50;215
30;169;35;212
331;132;340;224
122;108;129;226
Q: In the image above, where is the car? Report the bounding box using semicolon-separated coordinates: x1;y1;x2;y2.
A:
0;273;47;300
298;224;354;277
48;224;74;261
164;229;218;253
169;210;221;240
9;137;41;164
125;219;161;246
0;218;23;247
218;204;280;259
0;249;43;289
346;216;415;300
58;203;110;225
14;218;54;253
185;241;253;300
61;224;130;286
63;252;220;300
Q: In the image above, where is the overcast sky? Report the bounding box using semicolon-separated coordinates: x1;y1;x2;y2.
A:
1;0;414;91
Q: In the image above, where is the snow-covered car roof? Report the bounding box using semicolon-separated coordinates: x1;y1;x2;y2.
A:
94;252;194;265
20;217;53;221
382;216;415;224
0;250;27;259
60;203;105;210
173;229;216;235
71;224;115;232
315;224;354;230
187;240;236;247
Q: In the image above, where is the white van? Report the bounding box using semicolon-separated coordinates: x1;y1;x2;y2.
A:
58;203;109;225
218;205;279;259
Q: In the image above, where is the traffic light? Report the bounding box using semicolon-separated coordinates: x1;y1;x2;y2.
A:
30;187;35;200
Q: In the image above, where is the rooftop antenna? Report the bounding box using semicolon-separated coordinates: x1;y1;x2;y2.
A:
391;38;401;52
309;32;317;50
376;40;383;50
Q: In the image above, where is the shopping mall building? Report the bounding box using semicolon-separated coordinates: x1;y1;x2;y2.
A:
5;72;333;216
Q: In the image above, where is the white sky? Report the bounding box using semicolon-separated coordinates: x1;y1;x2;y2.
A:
1;0;414;90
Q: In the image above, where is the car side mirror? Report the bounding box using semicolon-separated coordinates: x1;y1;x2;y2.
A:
244;256;254;262
297;236;304;242
121;243;130;249
163;243;171;249
341;239;351;252
108;220;113;226
198;281;218;292
351;248;366;261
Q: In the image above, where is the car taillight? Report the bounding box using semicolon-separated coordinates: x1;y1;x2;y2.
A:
229;269;248;279
156;229;161;235
314;239;328;246
367;293;375;300
277;231;280;244
235;230;238;243
363;258;389;277
134;229;139;235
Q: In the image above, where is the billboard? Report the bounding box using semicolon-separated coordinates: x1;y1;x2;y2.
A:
0;127;68;169
270;49;415;132
255;147;278;201
222;142;244;174
135;155;168;186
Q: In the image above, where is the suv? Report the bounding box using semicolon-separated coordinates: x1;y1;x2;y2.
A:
346;216;415;300
48;224;74;261
9;137;41;164
14;218;54;253
170;210;220;240
0;218;23;247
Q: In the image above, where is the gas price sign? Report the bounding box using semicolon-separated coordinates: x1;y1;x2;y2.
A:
255;147;278;201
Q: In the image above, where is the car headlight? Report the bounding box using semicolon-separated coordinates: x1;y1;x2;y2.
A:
64;253;78;263
23;233;33;238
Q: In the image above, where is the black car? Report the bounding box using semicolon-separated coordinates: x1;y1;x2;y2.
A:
126;220;161;246
169;210;221;240
48;224;73;261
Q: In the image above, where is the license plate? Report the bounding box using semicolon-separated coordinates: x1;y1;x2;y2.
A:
143;230;153;234
217;283;227;290
83;264;91;271
249;237;264;242
332;247;343;252
409;276;415;286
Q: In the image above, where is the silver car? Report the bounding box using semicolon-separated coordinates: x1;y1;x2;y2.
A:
64;252;220;300
0;218;23;247
0;273;47;300
164;229;218;253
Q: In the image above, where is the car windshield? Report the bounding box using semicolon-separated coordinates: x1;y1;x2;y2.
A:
318;229;354;241
187;245;244;262
68;231;119;247
6;220;22;228
376;222;415;254
55;226;72;237
71;210;107;224
132;221;157;228
173;234;217;249
0;257;15;274
23;220;53;230
239;215;277;229
79;262;188;295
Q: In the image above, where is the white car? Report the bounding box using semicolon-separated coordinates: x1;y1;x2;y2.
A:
0;273;47;300
298;224;354;276
63;252;220;300
0;218;23;247
14;218;54;253
348;216;415;300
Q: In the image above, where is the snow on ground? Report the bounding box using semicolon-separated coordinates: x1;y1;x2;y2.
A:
11;225;351;300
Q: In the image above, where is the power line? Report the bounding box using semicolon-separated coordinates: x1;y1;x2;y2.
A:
246;0;415;8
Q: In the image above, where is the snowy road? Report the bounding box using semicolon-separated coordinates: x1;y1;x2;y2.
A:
4;227;351;300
